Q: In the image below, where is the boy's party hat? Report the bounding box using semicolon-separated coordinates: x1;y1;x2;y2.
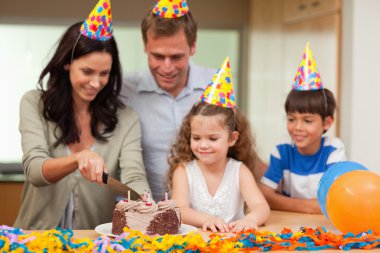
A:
292;43;323;90
80;0;112;41
153;0;189;18
199;57;236;108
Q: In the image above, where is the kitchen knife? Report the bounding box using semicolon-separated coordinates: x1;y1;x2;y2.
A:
102;172;142;200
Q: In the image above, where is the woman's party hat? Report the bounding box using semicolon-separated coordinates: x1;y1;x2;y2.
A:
292;43;323;90
199;57;236;108
80;0;112;41
152;0;189;18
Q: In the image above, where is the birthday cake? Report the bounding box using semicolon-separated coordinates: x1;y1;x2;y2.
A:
111;196;181;235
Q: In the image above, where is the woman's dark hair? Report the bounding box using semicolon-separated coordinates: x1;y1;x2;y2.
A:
285;89;336;120
37;21;124;147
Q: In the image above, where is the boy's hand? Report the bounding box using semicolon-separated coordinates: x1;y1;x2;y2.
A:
302;199;323;214
202;217;230;233
228;217;258;233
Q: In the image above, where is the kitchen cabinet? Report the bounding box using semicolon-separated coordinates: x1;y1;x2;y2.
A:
0;177;24;226
283;0;341;23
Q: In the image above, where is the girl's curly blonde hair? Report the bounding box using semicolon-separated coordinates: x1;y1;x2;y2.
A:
166;102;259;191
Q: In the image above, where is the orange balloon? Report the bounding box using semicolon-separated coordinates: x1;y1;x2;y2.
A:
326;170;380;234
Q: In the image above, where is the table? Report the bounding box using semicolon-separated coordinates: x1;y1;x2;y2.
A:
70;211;376;252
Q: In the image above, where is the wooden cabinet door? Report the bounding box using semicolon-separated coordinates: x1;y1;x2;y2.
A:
283;0;341;23
0;182;23;226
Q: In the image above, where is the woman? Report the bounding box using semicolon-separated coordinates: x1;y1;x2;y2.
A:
14;6;150;229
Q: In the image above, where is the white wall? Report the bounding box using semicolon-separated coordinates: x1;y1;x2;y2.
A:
247;0;286;161
341;0;380;173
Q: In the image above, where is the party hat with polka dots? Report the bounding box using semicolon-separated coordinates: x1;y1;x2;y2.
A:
80;0;112;41
293;42;323;90
199;57;236;108
152;0;189;18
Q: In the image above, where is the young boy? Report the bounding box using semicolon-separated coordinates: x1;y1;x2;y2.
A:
260;43;347;214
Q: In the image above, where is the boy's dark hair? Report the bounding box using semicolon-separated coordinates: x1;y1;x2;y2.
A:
141;10;197;47
285;89;336;120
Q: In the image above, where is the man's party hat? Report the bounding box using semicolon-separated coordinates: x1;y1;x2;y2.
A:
152;0;189;18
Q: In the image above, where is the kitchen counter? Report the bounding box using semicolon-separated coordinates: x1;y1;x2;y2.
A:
0;163;24;182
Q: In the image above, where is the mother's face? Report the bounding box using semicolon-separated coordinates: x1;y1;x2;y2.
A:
64;51;112;106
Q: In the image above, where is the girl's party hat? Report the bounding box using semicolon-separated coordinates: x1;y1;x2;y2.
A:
80;0;112;41
153;0;189;18
199;57;236;108
292;43;323;90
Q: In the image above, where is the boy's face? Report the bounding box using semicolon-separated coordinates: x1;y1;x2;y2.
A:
287;112;333;155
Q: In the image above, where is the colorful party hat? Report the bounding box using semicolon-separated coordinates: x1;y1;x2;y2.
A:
80;0;112;41
199;57;236;108
292;43;323;90
152;0;189;18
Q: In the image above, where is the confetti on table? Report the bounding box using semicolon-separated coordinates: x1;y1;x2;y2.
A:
1;225;380;252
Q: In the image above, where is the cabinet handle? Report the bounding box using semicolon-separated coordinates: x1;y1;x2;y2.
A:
298;4;307;11
311;1;320;8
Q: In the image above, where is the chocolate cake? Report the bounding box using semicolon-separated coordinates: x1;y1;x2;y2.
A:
111;197;181;235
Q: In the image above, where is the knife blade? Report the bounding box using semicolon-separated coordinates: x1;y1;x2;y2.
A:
102;172;142;200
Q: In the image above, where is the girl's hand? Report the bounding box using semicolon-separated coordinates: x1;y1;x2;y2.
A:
228;217;258;233
202;217;230;233
75;150;105;184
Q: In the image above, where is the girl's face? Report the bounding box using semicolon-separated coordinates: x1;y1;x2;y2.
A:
65;51;112;107
287;112;333;155
190;114;238;168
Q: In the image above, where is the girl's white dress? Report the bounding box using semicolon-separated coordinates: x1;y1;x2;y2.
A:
185;158;244;222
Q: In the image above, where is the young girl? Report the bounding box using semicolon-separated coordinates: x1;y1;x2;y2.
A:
167;58;270;233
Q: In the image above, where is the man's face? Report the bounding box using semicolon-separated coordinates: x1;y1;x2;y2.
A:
144;29;196;97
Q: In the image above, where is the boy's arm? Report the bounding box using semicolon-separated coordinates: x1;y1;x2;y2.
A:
171;166;230;232
259;183;322;214
254;156;268;181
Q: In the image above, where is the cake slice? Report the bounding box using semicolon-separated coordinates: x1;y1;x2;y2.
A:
111;197;181;235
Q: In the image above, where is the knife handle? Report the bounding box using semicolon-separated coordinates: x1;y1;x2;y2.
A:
102;171;109;184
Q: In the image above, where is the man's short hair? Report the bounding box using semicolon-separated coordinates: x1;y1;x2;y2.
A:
141;10;197;47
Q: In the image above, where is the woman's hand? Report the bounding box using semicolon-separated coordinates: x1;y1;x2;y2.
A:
228;217;258;233
75;150;106;184
202;217;230;233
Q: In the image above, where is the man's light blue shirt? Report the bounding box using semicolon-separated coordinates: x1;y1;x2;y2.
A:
121;62;215;201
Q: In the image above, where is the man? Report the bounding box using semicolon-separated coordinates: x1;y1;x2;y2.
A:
121;0;215;201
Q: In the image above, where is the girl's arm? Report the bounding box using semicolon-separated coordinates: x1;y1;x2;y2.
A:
259;183;322;214
229;164;270;232
171;165;230;232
